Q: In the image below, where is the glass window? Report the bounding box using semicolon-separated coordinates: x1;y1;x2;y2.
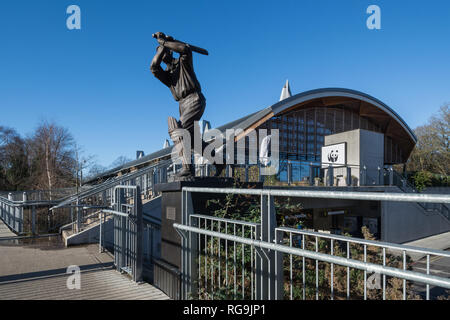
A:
259;105;393;163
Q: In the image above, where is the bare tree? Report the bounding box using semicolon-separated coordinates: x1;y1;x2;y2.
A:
74;143;96;189
86;163;108;179
110;155;133;169
27;121;77;196
407;104;450;176
0;126;29;190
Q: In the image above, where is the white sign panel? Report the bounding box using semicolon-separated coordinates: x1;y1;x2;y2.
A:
321;143;346;167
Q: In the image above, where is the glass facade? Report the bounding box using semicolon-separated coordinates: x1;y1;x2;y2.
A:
258;105;403;164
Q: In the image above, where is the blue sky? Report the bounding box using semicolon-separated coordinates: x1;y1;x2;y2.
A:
1;0;449;167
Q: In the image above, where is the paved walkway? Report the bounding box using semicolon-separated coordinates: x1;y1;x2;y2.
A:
0;238;169;300
0;219;15;238
403;231;450;261
411;249;450;299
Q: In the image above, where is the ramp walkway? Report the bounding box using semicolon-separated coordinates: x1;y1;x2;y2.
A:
0;238;169;300
0;219;15;238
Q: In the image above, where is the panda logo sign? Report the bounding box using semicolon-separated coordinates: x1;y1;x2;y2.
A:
328;149;339;163
321;143;346;167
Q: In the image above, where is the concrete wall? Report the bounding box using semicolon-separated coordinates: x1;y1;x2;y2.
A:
66;219;114;246
381;192;450;243
142;196;162;261
66;196;163;256
360;129;384;185
324;129;384;186
421;187;450;194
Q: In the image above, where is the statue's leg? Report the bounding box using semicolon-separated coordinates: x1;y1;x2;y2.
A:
178;92;206;177
168;116;192;178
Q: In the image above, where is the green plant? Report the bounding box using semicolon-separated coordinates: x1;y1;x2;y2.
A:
412;170;433;191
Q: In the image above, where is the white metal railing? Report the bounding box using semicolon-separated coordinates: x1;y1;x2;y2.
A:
98;185;144;283
174;187;450;300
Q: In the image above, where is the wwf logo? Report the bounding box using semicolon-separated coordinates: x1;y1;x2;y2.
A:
328;149;339;163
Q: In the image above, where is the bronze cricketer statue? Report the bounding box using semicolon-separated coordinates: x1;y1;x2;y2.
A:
150;32;208;179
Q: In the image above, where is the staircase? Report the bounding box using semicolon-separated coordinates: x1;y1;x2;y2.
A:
389;169;450;223
53;160;170;246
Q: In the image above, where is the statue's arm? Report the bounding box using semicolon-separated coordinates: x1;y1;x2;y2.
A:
150;46;171;87
150;45;165;74
161;39;190;54
154;32;190;54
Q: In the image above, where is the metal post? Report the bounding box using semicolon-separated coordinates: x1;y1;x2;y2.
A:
361;165;367;186
275;229;284;299
70;206;74;233
309;163;314;186
8;193;12;228
346;166;352;186
134;186;143;283
389;167;394;186
261;194;277;299
99;211;103;253
14;205;18;232
19;206;23;233
259;195;269;299
183;190;197;299
328;166;334;187
378;167;382;185
76;198;81;233
287;161;292;186
254;224;262;300
226;164;232;178
245;164;249;182
426;254;430;300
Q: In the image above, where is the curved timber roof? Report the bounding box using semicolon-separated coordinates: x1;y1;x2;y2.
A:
227;88;417;162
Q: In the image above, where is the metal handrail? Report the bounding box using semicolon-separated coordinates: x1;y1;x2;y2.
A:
388;169;450;221
174;223;450;290
182;187;450;204
190;214;259;227
276;226;450;258
0;196;60;206
51;159;172;210
101;209;129;218
178;186;450;300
